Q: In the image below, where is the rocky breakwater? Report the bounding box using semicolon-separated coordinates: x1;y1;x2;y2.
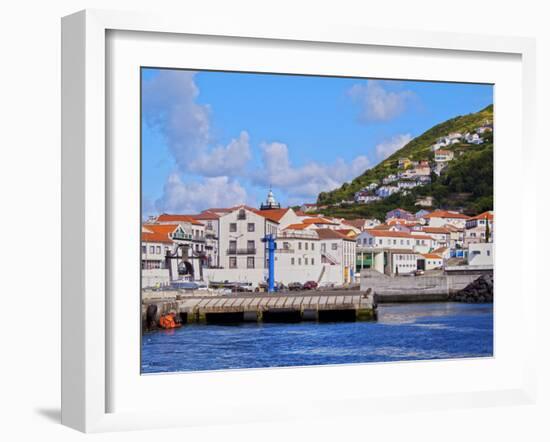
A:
449;274;493;303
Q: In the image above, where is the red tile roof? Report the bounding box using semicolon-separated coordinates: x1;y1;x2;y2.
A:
423;210;469;220
469;211;494;221
285;223;309;231
315;228;355;241
342;219;366;229
141;224;179;243
253;208;290;223
303;217;338;225
335;229;358;238
193;210;221;220
156;214;204;225
422;253;443;259
419;227;451;234
366;230;435;241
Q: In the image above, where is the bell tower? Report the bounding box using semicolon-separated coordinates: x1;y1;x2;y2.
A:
260;186;281;210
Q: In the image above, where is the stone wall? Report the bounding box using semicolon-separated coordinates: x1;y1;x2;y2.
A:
360;269;483;301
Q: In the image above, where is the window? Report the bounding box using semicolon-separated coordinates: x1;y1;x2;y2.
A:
229;257;237;268
229;223;237;232
331;243;338;251
400;239;404;245
149;245;154;254
321;244;326;253
229;240;237;252
305;242;309;250
142;245;146;254
298;258;302;265
283;242;290;250
298;242;302;250
305;258;308;265
393;239;397;245
291;257;295;265
247;257;255;268
207;221;213;230
311;243;315;250
247;240;255;252
156;246;161;254
247;223;255;232
311;258;315;265
487;250;491;256
238;209;246;220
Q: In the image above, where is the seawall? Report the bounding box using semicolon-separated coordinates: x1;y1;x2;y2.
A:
360;269;492;303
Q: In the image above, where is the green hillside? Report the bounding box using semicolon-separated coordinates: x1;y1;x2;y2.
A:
316;105;494;220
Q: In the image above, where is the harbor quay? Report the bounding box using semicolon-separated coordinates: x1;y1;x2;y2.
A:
142;289;377;330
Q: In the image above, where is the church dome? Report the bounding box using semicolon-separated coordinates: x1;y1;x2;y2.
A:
260;187;281;210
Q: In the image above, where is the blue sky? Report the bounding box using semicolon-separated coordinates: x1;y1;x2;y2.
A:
141;68;493;216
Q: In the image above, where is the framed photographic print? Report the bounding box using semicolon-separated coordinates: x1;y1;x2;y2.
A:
61;9;537;432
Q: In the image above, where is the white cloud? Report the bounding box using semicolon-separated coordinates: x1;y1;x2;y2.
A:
189;131;251;176
253;142;370;199
375;133;413;160
143;70;210;163
143;70;250;177
348;80;414;122
156;173;248;214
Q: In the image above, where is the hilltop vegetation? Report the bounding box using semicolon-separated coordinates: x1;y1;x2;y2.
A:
316;105;493;220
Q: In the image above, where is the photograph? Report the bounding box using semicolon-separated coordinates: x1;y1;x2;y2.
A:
140;68;494;374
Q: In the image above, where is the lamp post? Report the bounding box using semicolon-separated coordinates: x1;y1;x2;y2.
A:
262;233;276;292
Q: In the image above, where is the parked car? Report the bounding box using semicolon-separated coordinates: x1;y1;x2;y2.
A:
232;282;254;292
257;281;286;292
414;269;425;276
288;282;304;291
303;281;318;290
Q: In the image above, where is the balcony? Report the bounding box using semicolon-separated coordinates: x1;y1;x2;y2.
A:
171;232;193;241
226;248;256;255
275;248;295;254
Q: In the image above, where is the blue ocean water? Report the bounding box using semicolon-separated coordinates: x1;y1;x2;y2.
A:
141;302;493;374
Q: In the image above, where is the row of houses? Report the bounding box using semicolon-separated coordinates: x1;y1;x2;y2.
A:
354;208;494;275
142;187;494;287
431;122;493;152
142;190;358;289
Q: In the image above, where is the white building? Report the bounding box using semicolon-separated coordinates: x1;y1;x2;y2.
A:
356;230;437;254
420;253;444;270
468;243;493;266
382;174;398;185
423;210;470;229
376;185;399;198
465;132;484;144
217;205;278;271
316;229;357;284
464;211;494;246
434;150;454;162
154;213;208;264
391;250;420;275
397;180;419;190
141;223;206;287
274;228;323;284
412;226;451;248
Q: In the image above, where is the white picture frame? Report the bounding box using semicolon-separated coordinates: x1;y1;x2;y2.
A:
61;9;537;433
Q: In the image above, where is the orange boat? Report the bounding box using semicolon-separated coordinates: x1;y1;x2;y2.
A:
158;313;182;329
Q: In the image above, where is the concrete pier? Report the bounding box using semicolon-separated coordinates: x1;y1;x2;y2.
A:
142;289;376;329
